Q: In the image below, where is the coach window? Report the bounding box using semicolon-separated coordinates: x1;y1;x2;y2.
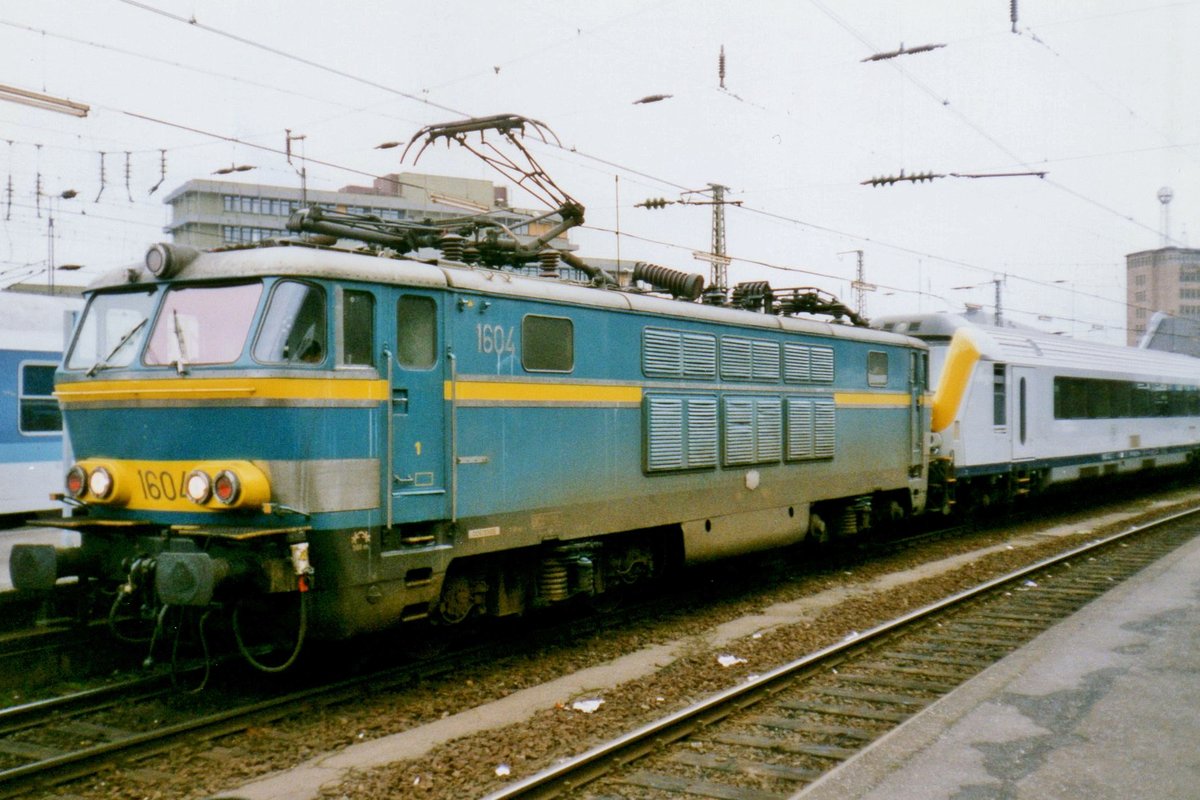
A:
993;364;1007;426
18;363;61;434
1019;377;1028;443
397;295;437;369
523;315;574;372
867;351;888;387
253;281;326;365
342;290;375;366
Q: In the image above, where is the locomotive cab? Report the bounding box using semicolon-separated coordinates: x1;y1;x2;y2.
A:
11;243;419;666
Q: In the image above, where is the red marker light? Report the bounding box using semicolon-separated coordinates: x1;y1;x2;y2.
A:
65;465;87;498
213;470;241;505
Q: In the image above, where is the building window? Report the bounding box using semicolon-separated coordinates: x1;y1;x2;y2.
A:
222;225;283;243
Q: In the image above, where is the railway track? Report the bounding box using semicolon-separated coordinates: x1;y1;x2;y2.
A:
0;575;701;798
0;649;450;797
483;507;1200;800
2;492;1195;798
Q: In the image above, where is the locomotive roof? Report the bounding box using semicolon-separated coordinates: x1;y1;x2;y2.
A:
89;242;921;349
875;311;1200;382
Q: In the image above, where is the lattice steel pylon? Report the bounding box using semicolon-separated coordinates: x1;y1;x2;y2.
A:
709;182;728;291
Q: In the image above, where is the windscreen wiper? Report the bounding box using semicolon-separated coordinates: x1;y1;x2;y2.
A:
172;310;190;375
87;318;147;377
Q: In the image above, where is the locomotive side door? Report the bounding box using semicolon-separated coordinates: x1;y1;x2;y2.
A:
909;350;926;472
387;290;449;525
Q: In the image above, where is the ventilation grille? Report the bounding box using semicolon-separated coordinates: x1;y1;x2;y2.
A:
784;343;835;383
724;396;783;465
646;395;718;471
643;328;717;379
787;397;836;460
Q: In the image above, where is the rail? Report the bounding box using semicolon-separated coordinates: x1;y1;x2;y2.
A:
483;505;1200;799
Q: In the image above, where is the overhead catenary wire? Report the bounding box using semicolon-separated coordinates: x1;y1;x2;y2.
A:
25;1;1184;248
808;0;1180;244
3;3;1187;339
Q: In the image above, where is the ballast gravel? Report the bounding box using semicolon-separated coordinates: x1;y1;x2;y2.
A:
55;487;1197;800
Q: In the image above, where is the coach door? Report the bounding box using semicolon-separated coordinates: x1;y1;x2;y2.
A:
1011;366;1036;461
387;291;448;525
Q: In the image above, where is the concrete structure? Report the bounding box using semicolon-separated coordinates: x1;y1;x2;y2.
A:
161;172;559;252
1125;246;1200;345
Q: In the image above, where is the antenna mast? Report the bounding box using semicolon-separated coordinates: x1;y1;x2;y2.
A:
1158;186;1174;247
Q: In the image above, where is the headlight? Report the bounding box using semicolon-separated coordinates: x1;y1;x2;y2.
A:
184;470;212;504
213;470;241;505
88;466;114;499
65;465;87;498
145;242;199;279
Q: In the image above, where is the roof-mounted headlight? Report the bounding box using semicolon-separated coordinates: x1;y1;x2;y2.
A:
145;243;200;279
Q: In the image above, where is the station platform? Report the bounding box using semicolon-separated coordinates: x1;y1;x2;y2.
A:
794;530;1200;800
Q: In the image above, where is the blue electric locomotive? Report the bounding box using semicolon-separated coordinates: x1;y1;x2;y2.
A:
10;232;930;666
9;114;935;669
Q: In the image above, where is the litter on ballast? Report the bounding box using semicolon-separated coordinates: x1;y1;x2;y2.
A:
717;654;747;667
572;698;604;713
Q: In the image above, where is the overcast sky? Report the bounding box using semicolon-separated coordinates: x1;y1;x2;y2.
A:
2;1;1197;342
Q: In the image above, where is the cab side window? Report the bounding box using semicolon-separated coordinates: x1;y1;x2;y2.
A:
253;281;327;365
